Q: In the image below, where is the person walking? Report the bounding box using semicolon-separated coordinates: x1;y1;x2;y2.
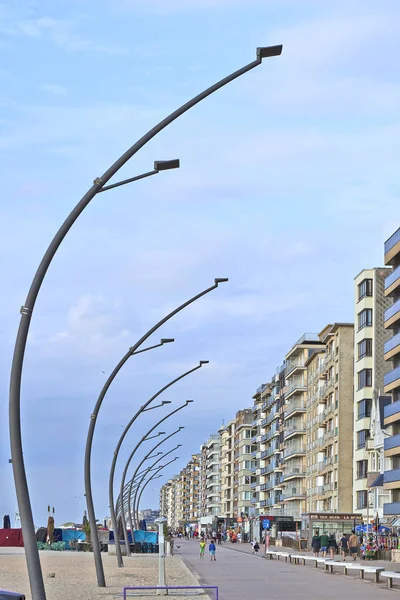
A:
217;531;222;545
253;541;260;556
348;530;359;561
340;533;349;561
311;530;321;557
199;539;206;559
320;531;329;558
327;533;338;560
209;539;216;561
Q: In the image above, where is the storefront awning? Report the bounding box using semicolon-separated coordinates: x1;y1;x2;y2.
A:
370;473;384;487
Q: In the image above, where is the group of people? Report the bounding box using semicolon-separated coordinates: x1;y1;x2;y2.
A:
199;535;217;561
311;530;359;561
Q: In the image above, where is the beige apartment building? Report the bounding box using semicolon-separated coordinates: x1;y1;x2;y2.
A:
306;323;354;513
353;267;392;518
219;419;235;518
282;334;324;516
383;227;400;516
159;454;200;529
233;409;254;520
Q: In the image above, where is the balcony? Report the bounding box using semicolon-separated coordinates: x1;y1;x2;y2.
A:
384;502;400;516
385;433;400;457
283;445;306;459
384;468;400;490
384;366;400;394
285;358;306;377
384;298;400;329
266;410;279;425
386;265;400;297
281;488;306;500
284;400;306;419
283;468;306;480
285;380;307;400
284;426;306;440
384;400;400;426
385;332;400;361
384;227;400;266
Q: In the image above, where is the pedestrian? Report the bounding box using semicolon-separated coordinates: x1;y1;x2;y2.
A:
253;541;260;556
340;533;349;561
348;530;359;561
217;531;222;545
209;539;216;561
327;534;338;560
311;530;321;557
199;539;206;559
251;539;256;554
320;531;329;558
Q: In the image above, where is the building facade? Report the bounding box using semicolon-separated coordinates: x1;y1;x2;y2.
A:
205;433;222;517
307;323;354;513
383;227;400;515
219;419;235;518
233;409;254;521
354;267;392;518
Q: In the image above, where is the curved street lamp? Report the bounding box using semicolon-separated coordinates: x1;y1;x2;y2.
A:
124;427;183;533
85;282;222;584
9;45;282;599
111;398;195;566
131;445;180;530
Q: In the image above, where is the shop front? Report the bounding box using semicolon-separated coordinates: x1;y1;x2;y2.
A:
301;513;363;547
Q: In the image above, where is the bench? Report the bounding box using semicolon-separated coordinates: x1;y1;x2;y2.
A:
325;561;362;574
291;555;308;565
342;564;383;582
267;551;289;561
381;571;400;589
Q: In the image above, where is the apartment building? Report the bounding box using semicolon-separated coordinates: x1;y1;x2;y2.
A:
354;267;392;518
185;453;201;524
219;419;235;518
198;444;208;518
306;323;354;513
250;386;265;515
205;434;222;517
160;477;177;527
233;409;254;520
383;227;400;515
281;334;324;517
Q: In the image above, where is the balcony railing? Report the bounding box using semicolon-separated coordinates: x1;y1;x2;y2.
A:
386;265;400;290
283;445;306;458
384;366;400;388
281;488;306;499
384;227;400;255
384;502;400;515
385;332;400;356
385;298;400;323
385;400;400;422
284;400;306;419
385;433;400;453
284;468;306;479
384;468;400;485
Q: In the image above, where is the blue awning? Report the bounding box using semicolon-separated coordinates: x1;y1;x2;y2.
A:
370;473;384;487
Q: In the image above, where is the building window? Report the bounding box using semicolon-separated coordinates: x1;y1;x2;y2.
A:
358;308;372;330
358;278;373;301
356;460;368;479
358;399;372;419
244;460;251;469
244;445;251;454
357;430;369;450
356;490;368;509
358;369;372;389
245;429;252;439
243;491;251;501
358;338;372;360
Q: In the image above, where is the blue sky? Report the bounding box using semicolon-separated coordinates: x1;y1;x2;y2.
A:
0;0;399;526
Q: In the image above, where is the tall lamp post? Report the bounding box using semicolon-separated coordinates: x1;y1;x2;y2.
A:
111;399;195;566
9;46;282;600
124;427;183;533
86;280;224;585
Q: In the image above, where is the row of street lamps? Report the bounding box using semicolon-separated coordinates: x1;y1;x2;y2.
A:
8;45;282;600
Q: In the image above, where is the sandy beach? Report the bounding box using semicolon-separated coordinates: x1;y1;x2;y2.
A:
0;549;205;599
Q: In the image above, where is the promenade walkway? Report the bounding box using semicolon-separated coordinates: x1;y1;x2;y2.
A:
177;540;399;600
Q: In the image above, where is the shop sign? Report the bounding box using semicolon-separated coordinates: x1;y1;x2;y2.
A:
309;513;362;521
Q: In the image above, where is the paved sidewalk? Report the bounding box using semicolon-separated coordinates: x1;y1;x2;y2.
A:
176;540;398;600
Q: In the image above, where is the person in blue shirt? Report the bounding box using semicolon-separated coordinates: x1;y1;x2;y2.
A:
209;539;216;561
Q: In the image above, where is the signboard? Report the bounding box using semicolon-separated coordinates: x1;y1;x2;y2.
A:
275;516;294;523
309;513;362;522
262;520;270;530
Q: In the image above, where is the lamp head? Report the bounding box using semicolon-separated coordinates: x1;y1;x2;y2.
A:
256;45;283;60
199;360;209;366
154;159;180;172
158;431;166;436
179;426;185;430
161;401;172;405
185;400;194;405
214;278;229;285
161;338;174;344
177;444;182;447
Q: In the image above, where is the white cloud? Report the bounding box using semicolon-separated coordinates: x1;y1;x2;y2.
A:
1;15;128;55
39;83;67;96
